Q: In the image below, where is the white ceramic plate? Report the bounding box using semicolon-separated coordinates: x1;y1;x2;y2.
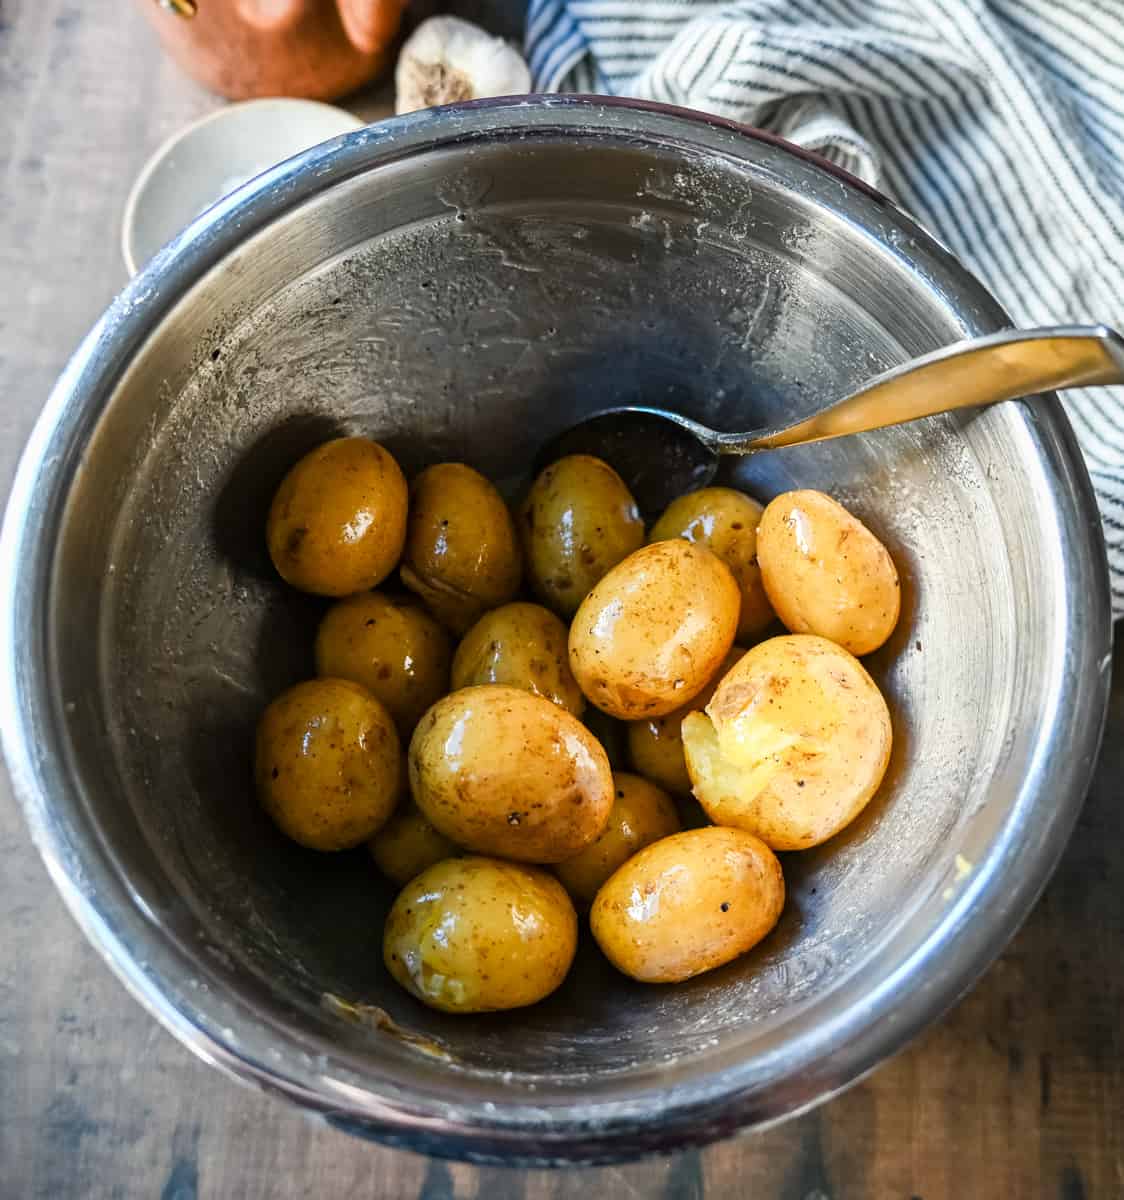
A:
122;98;364;276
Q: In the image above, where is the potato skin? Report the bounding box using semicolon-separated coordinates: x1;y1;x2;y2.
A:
590;827;784;983
649;486;774;640
756;489;900;655
519;455;644;617
451;602;584;716
408;685;613;863
555;773;680;904
627;647;744;796
369;801;458;886
384;857;577;1013
255;679;402;851
315;592;451;736
682;634;892;850
266;437;407;597
568;540;740;719
400;463;522;634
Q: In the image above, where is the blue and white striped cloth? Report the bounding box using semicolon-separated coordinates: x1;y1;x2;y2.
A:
526;0;1124;617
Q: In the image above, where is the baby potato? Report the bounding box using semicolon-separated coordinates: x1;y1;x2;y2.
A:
519;455;644;616
649;486;774;640
568;540;739;720
756;489;900;655
582;707;629;771
369;801;458;886
451;602;584;717
555;772;680;904
409;685;613;862
682;634;892;850
384;856;577;1013
266;437;407;597
315;592;451;736
590;827;784;983
255;678;402;851
401;463;522;634
627;648;744;795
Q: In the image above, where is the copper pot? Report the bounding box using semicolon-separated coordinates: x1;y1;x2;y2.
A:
140;0;407;101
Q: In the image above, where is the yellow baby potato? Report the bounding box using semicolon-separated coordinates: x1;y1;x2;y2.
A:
519;454;645;616
451;602;584;716
408;685;613;863
368;801;459;886
756;489;900;655
649;486;774;640
590;827;784;983
315;591;452;737
555;772;681;904
266;437;407;597
682;634;892;850
400;463;522;634
627;647;744;795
568;540;740;720
255;678;402;851
384;857;577;1013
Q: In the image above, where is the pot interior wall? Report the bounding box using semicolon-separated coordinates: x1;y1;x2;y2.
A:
52;128;1027;1081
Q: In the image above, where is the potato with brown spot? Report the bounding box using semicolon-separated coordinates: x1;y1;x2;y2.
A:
255;679;402;851
649;486;774;640
384;857;577;1013
315;591;451;737
627;647;744;795
555;772;680;905
520;454;644;616
590;827;784;983
266;437;407;597
682;634;892;850
568;540;740;720
757;489;900;655
451;601;584;716
369;801;458;886
400;463;522;634
408;685;613;862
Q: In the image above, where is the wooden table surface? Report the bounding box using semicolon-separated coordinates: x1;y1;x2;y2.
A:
1;3;1122;1197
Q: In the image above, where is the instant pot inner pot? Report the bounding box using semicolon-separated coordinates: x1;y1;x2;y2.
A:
55;130;1019;1079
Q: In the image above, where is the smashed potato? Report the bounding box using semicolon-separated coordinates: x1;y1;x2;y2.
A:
682;634;892;850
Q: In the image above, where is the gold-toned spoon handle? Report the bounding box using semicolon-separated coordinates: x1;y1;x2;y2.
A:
727;326;1124;453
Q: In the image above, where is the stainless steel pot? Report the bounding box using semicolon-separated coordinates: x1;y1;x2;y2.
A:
0;97;1112;1165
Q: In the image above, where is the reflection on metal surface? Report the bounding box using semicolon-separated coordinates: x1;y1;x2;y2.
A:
158;0;198;16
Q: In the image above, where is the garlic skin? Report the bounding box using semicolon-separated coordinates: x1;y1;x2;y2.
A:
395;16;532;115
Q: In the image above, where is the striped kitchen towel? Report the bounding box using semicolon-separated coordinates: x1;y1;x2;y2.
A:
526;0;1124;617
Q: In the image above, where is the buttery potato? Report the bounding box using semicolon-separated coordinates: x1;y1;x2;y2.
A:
384;857;577;1013
266;437;407;597
368;801;458;886
627;647;744;795
451;602;584;716
555;773;680;904
519;455;645;616
582;707;629;771
315;592;451;736
590;827;784;983
682;634;892;850
757;489;900;655
408;685;613;862
649;486;774;640
568;540;740;719
255;679;402;851
400;463;522;634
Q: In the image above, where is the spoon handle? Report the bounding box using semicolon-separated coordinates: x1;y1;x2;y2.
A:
723;325;1124;453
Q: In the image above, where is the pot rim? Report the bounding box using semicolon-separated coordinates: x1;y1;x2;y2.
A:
1;95;1112;1165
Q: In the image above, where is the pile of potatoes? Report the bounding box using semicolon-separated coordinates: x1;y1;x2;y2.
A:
256;436;900;1013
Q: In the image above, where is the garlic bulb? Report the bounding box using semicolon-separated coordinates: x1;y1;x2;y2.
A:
395;16;532;116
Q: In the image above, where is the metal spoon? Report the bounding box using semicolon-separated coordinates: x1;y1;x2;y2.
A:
538;325;1124;513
